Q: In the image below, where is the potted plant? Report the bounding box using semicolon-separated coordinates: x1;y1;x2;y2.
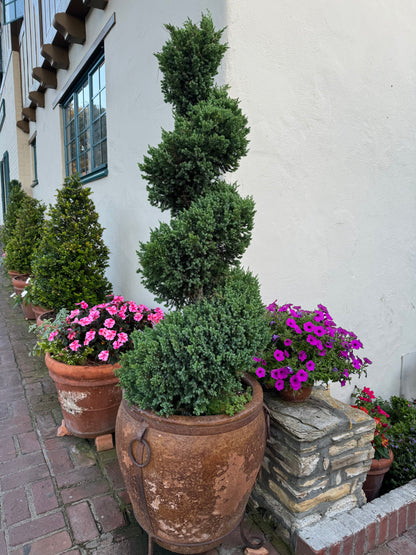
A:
1;180;27;277
115;13;269;555
5;196;46;319
351;386;393;501
30;174;112;314
33;296;164;440
252;302;373;402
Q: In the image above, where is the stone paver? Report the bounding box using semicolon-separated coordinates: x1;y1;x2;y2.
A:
0;268;279;554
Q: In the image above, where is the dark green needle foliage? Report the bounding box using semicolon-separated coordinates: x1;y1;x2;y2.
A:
117;14;269;416
1;181;27;253
5;196;46;274
30;174;112;310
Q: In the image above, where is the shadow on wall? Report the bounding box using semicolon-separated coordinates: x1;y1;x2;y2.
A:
401;352;416;399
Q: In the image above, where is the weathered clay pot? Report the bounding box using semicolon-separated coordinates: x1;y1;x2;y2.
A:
116;374;266;554
12;274;35;320
279;384;313;403
33;305;53;326
45;353;121;438
7;269;21;279
363;449;394;502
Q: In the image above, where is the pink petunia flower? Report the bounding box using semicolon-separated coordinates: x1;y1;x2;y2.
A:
48;330;58;341
117;332;128;345
84;330;96;345
89;309;100;321
98;350;109;362
79;316;93;326
133;312;143;322
106;305;118;315
104;318;115;329
69;340;81;352
104;329;117;340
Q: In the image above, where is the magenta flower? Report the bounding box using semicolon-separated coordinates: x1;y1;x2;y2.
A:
297;369;308;382
79;316;93;326
274;349;285;362
351;339;363;350
266;301;277;312
314;311;325;322
69;309;80;319
67;331;76;340
69;340;81;352
293;325;302;334
290;374;302;391
118;307;127;320
113;295;124;303
270;368;279;379
343;369;349;378
274;379;285;391
128;301;138;312
256;367;266;378
98;350;109;362
278;367;289;379
284;338;292;347
298;351;307;362
76;301;88;309
98;328;106;336
89;309;100;321
363;357;372;365
133;312;144;322
307;335;317;346
306;360;315;371
315;340;323;350
304;322;315;333
104;318;115;329
286;318;296;328
106;305;118;315
314;325;325;337
318;350;326;357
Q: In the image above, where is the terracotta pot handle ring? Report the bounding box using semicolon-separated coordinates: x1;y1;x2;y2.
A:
128;425;151;468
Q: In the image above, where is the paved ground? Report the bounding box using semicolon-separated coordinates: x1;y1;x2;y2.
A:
0;268;280;555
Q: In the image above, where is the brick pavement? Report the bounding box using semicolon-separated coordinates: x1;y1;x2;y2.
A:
0;269;280;555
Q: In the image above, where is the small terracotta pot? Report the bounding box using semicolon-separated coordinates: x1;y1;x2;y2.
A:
7;270;21;279
116;374;266;554
363;449;394;502
45;353;121;438
279;384;313;403
12;275;35;320
33;305;52;326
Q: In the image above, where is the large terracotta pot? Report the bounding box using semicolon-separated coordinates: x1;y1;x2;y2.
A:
7;269;21;279
116;374;266;554
363;449;394;502
12;274;35;320
45;353;121;438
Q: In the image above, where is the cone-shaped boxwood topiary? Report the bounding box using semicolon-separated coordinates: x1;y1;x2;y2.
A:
30;174;112;310
117;13;269;416
1;181;27;257
5;196;46;275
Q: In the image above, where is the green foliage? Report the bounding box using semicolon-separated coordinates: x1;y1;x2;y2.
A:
140;88;249;215
117;269;269;416
4;196;46;274
155;13;228;116
377;396;416;491
1;181;27;253
138;182;255;308
30;175;112;310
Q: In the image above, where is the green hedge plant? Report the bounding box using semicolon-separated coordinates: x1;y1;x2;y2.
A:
117;13;269;416
5;196;46;275
1;181;27;258
30;174;112;310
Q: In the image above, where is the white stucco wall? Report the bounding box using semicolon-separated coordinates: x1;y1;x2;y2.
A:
28;0;416;401
224;0;416;401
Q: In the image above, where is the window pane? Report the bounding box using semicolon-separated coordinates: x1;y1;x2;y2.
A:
93;144;102;167
100;89;106;111
91;94;100;121
101;116;107;139
92;68;100;97
101;140;107;165
99;62;105;89
66;99;75;121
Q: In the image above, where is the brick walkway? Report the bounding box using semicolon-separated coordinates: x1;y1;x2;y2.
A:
0;269;280;555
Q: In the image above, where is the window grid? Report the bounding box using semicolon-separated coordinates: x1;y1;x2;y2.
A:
3;0;24;24
63;56;107;181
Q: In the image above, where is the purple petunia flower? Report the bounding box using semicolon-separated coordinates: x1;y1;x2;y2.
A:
306;360;315;371
266;301;277;312
277;367;289;380
274;379;285;391
314;325;325;337
256;367;266;378
351;339;363;349
298;351;307;362
307;335;317;346
286;318;296;328
297;369;308;382
284;338;292;347
294;325;302;335
274;349;285;362
304;322;315;333
290;374;302;391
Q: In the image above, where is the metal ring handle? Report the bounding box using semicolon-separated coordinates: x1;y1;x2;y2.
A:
128;434;151;468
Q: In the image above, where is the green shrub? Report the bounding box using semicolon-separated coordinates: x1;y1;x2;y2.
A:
4;196;46;274
30;174;112;310
118;269;266;416
1;181;27;255
377;396;416;491
117;13;269;416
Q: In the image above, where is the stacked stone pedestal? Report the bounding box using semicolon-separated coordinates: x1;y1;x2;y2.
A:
252;387;375;550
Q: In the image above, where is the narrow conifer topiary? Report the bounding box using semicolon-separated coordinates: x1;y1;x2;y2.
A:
117;14;269;416
5;196;46;275
1;181;27;256
30;174;112;310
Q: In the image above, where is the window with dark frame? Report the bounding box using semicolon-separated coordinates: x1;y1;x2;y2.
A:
62;53;107;183
3;0;24;25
